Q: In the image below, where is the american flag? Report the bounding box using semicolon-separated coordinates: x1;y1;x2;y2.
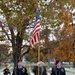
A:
30;10;40;48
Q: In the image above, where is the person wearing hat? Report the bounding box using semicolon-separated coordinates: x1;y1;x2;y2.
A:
51;60;66;75
3;63;11;75
12;60;28;75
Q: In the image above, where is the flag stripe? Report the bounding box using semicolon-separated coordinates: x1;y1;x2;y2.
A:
32;29;40;36
33;21;40;35
30;10;40;48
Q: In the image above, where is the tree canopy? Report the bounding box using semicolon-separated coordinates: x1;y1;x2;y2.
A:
0;0;75;66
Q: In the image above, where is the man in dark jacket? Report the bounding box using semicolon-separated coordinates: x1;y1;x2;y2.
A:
51;60;66;75
12;60;28;75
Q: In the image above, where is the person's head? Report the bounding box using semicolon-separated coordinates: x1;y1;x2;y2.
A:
5;63;8;68
37;60;44;67
55;60;61;67
17;60;22;66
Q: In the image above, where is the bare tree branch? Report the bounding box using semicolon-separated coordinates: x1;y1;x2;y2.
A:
21;46;30;58
0;21;12;42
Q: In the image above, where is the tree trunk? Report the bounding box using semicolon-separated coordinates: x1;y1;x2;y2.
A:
73;61;75;68
48;58;50;68
13;51;21;67
12;32;23;67
13;54;18;67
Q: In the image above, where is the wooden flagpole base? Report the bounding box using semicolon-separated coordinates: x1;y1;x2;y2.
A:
38;46;40;75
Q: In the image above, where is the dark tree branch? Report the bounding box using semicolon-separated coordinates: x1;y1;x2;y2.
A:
21;46;30;58
21;45;30;49
0;22;12;42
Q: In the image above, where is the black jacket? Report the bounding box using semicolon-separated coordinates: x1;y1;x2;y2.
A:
51;67;66;75
32;66;47;75
12;66;28;75
3;68;10;75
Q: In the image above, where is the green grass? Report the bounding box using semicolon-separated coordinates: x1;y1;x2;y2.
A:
62;64;73;68
66;70;75;74
0;65;4;70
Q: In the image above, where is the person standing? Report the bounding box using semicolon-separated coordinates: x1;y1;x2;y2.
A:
32;60;47;75
3;63;11;75
12;60;28;75
51;60;66;75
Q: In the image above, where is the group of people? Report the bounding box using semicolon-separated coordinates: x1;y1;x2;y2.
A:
3;59;66;75
3;60;28;75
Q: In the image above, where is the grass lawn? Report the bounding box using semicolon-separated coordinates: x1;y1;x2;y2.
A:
0;65;4;70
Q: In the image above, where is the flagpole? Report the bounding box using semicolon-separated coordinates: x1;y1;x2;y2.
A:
38;45;40;75
30;1;41;74
38;1;41;75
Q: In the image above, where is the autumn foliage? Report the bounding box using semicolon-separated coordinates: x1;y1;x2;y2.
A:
0;0;75;63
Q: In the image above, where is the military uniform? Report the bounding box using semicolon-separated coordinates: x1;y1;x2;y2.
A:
51;67;66;75
51;59;66;75
33;66;47;75
12;66;28;75
3;68;10;75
